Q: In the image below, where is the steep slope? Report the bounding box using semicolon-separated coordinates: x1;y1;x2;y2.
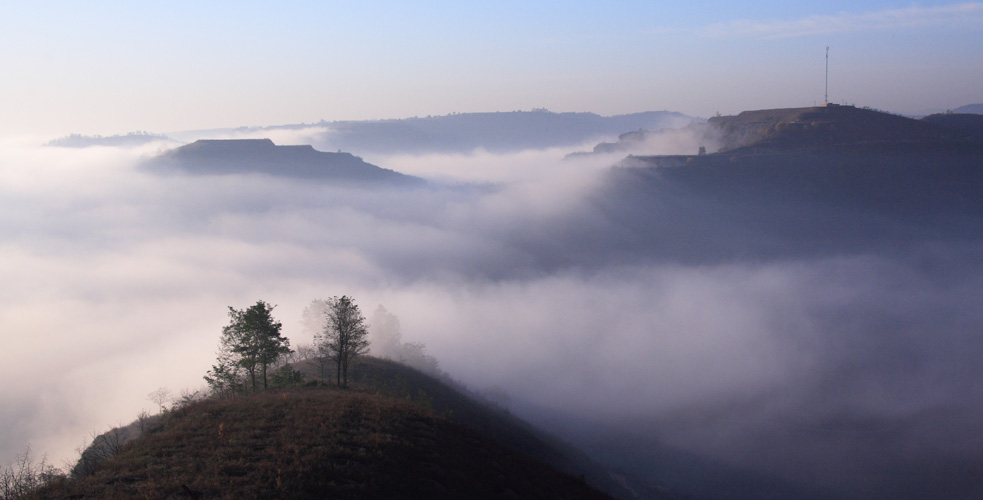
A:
35;389;617;500
146;139;424;185
37;358;677;500
294;357;674;500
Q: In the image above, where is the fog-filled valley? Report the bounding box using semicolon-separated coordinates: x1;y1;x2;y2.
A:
2;108;983;500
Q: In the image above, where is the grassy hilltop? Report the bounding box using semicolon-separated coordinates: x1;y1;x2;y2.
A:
27;357;674;500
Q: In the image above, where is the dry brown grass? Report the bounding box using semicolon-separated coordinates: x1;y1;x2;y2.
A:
33;386;614;500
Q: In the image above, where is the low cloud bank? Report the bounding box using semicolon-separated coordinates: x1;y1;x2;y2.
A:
1;138;980;499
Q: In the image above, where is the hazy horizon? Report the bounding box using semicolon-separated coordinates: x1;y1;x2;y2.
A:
2;1;982;138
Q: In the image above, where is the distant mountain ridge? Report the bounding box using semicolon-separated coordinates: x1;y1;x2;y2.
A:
316;110;697;154
49;110;698;155
46;132;172;148
172;110;698;155
953;103;983;114
705;104;980;154
146;139;423;185
575;104;983;159
584;105;983;265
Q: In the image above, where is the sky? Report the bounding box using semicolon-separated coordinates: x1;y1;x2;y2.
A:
1;1;982;137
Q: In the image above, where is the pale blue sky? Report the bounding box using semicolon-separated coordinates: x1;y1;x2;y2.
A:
1;1;981;136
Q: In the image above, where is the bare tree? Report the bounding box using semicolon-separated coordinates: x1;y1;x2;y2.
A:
174;388;202;409
304;299;333;380
147;387;172;415
0;446;61;499
70;425;126;479
321;296;370;388
294;342;318;361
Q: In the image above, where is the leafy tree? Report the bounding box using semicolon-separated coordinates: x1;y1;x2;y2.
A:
216;300;292;392
321;296;370;388
204;335;244;399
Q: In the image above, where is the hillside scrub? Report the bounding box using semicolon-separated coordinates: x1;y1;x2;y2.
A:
31;388;615;500
0;447;62;500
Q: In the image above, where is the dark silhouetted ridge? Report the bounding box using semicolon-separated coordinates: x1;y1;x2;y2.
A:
921;113;983;142
952;103;983;115
147;139;424;185
581;105;983;264
707;105;980;154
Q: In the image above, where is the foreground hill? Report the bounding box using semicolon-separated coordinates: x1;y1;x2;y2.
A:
328;358;668;499
36;389;616;500
34;358;675;500
146;139;424;185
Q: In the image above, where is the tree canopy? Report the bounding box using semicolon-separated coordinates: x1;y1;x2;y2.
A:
206;300;292;395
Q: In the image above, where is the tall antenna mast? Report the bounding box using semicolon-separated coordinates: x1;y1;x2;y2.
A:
825;46;829;105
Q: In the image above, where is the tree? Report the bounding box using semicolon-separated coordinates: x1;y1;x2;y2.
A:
369;305;441;376
271;365;305;388
321;296;370;388
147;387;171;415
303;299;332;379
217;300;292;392
204;334;244;399
368;305;403;359
0;446;61;499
